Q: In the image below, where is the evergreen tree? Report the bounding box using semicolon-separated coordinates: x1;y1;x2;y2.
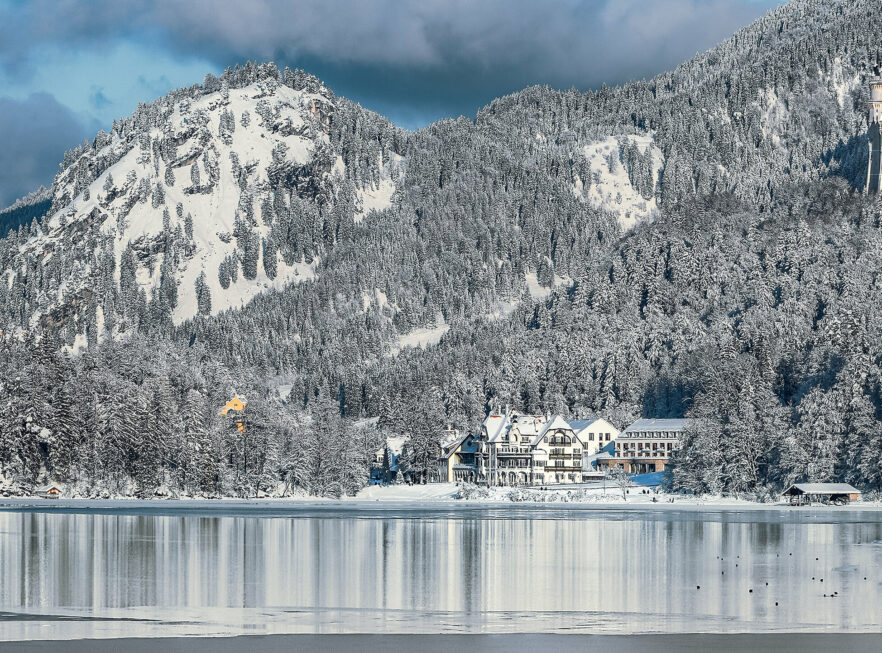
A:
195;272;212;316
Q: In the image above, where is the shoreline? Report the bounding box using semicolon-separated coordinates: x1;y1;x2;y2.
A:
3;633;882;653
5;479;876;511
1;481;879;516
2;494;882;515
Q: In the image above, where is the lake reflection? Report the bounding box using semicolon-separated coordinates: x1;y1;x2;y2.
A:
2;507;882;639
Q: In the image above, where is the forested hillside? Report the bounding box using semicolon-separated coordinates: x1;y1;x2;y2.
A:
2;0;882;498
0;187;51;237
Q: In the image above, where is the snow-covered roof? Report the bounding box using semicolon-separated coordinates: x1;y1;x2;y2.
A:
484;410;553;442
569;418;602;431
531;414;573;446
582;450;614;465
483;412;512;443
570;417;619;434
623;418;690;434
441;431;471;458
784;483;861;495
510;414;545;436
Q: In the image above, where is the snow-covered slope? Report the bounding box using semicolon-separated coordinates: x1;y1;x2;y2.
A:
38;80;331;327
10;70;398;340
354;153;402;222
573;135;664;230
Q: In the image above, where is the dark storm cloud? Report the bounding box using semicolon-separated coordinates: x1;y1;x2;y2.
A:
2;0;780;123
0;93;93;207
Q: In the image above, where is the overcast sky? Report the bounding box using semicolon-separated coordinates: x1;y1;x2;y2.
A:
0;0;783;208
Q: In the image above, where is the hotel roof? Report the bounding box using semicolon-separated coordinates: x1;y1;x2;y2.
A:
623;418;690;433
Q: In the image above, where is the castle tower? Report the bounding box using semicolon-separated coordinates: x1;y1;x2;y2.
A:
867;78;882;193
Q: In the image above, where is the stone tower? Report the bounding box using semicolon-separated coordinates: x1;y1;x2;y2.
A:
867;78;882;193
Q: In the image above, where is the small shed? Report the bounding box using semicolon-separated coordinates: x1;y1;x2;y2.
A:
45;487;61;499
783;483;861;506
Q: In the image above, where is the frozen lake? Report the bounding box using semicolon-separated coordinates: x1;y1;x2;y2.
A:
2;502;882;640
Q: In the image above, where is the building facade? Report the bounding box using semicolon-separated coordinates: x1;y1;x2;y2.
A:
530;415;585;485
598;418;690;474
435;414;689;483
457;410;616;486
480;411;547;486
433;414;692;483
571;417;621;477
438;430;479;482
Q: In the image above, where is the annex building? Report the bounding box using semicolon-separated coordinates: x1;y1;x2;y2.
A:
596;418;690;474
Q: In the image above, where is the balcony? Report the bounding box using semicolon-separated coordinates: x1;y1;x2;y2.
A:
496;462;530;469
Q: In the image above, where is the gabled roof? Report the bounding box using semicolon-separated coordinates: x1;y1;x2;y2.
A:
531;414;574;446
441;432;472;458
784;483;861;495
569;418;602;431
570;417;619;434
483;412;512;443
623;418;690;433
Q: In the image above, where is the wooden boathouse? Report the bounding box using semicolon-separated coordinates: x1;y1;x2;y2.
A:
783;483;861;506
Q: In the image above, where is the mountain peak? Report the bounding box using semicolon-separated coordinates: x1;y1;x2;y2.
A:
9;62;402;345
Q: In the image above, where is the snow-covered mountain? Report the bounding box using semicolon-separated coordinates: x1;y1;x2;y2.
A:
42;81;327;327
4;64;402;343
0;1;876;360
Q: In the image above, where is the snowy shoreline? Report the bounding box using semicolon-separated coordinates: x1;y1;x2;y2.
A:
1;483;882;513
